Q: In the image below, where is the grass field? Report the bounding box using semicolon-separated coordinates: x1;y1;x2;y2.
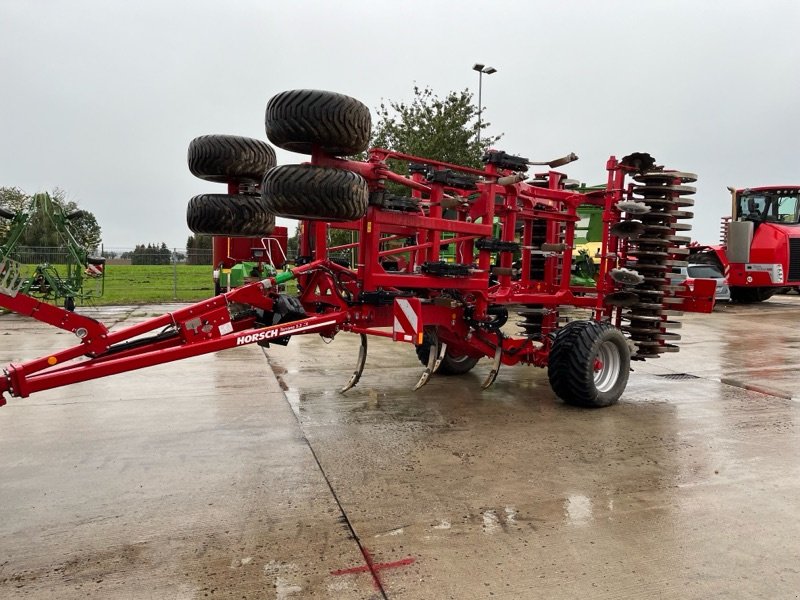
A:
99;264;214;304
7;263;300;307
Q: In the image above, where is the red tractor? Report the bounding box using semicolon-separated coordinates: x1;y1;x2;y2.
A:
0;89;714;409
690;186;800;302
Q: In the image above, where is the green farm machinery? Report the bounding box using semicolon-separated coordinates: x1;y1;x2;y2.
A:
0;193;105;311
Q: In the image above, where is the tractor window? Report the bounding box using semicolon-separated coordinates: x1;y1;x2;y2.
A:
737;191;800;224
775;195;800;224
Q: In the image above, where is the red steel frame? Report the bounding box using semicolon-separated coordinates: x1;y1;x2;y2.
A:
0;148;713;404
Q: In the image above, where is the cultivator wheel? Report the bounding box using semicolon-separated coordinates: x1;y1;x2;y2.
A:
261;164;369;221
264;89;372;156
187;134;276;184
548;320;631;408
617;169;697;359
186;193;276;236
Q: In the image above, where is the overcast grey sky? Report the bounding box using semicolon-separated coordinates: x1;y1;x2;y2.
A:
1;0;798;249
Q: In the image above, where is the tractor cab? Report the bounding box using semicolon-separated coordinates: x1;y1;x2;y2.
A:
734;187;800;226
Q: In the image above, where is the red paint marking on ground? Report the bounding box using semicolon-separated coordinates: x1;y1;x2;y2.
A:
331;548;415;589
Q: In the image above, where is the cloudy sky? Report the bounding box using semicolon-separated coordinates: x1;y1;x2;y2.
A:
1;0;798;249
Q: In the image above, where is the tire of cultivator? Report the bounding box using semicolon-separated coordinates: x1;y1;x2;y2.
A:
265;89;372;155
261;164;368;221
415;335;480;375
188;134;276;184
548;321;630;408
186;193;276;237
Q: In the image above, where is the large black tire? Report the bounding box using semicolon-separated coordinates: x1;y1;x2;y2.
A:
261;164;368;221
730;286;775;303
187;194;276;237
188;134;276;184
0;206;16;219
415;336;480;375
265;90;371;156
548;321;630;408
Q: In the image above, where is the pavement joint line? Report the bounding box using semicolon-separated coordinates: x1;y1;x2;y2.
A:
719;377;793;400
261;347;393;599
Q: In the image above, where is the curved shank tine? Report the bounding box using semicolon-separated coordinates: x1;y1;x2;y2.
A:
340;334;368;393
432;342;448;374
414;332;439;391
481;340;503;389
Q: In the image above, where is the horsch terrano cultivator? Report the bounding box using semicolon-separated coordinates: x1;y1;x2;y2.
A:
0;89;714;408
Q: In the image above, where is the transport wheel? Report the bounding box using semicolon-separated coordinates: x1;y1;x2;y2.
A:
548;321;630;408
187;134;276;183
0;206;17;219
265;89;372;155
186;193;276;236
261;164;368;221
415;334;480;375
729;286;775;303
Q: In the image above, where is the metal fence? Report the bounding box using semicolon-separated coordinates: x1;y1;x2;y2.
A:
6;246;213;266
5;246;216;303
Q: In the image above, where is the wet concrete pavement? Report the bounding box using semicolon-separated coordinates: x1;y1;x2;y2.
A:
1;298;799;598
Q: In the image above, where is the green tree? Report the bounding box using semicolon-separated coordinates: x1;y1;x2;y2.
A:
130;243;172;265
0;187;102;252
287;224;300;259
186;234;213;265
371;86;502;169
0;187;29;242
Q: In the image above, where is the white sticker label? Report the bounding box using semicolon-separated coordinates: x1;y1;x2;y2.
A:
218;322;234;335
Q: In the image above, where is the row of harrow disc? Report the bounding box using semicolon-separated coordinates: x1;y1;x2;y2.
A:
610;170;696;360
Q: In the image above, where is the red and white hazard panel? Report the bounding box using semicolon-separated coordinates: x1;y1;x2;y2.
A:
393;297;423;344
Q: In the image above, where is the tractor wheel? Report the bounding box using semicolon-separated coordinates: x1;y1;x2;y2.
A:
730;286;775;304
548;321;630;408
415;334;480;375
186;194;276;237
261;164;368;221
265;89;371;156
188;134;276;184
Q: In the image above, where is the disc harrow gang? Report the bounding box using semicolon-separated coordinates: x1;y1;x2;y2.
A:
618;170;697;359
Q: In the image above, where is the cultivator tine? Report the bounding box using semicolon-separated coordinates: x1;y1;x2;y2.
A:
340;334;368;393
432;342;448;374
481;341;503;390
413;332;439;391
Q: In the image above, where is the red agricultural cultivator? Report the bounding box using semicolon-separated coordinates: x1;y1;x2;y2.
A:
0;89;714;409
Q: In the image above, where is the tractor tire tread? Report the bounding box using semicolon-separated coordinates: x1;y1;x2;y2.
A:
548;320;629;408
265;89;371;155
186;193;275;237
261;164;368;222
188;134;276;183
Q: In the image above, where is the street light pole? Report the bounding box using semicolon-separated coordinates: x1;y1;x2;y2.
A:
472;63;497;147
